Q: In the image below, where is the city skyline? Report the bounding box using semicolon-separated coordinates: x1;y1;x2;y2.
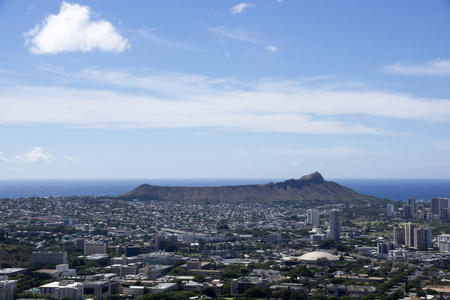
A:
1;1;450;179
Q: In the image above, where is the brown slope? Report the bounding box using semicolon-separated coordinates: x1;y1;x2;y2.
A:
120;172;371;202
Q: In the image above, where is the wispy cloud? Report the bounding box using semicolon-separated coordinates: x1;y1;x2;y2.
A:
382;58;450;76
24;2;129;54
210;26;262;43
64;155;80;164
136;29;197;51
265;45;278;53
0;153;7;162
230;3;255;15
263;146;376;157
13;147;54;163
2;69;450;135
433;140;450;151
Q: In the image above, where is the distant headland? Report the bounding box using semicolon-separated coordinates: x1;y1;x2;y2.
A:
120;171;376;202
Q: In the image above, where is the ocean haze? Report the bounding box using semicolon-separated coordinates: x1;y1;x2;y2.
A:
1;178;450;201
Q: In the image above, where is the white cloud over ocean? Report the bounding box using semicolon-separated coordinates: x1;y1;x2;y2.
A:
14;147;54;163
1;69;450;135
24;2;129;54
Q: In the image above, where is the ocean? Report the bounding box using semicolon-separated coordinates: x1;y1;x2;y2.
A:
0;178;449;201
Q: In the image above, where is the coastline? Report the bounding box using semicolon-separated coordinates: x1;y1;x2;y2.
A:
0;178;450;201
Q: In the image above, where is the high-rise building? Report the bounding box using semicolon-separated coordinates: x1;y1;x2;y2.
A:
329;210;340;241
430;197;440;216
377;242;395;254
414;226;432;249
406;198;416;214
440;198;449;219
166;234;178;246
267;233;281;244
407;198;415;215
393;226;405;245
307;209;320;227
405;222;415;247
438;234;450;252
155;234;166;250
403;205;412;219
386;204;395;217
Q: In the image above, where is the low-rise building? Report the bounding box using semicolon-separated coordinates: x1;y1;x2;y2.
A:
0;277;17;300
84;280;117;300
39;281;84;300
150;283;177;294
231;277;267;294
37;264;76;280
122;285;145;297
32;251;67;265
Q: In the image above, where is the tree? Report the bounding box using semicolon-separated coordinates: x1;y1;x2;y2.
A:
243;287;267;298
201;287;217;298
193;274;205;283
316;257;329;266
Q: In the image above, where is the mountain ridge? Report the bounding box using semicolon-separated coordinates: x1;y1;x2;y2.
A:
120;172;375;202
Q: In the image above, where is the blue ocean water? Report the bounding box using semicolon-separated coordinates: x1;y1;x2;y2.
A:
0;178;449;201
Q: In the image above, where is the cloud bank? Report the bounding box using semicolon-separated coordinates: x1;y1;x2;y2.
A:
24;2;129;54
1;69;450;135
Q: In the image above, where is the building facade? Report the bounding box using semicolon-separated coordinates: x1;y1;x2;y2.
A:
329;210;340;241
307;209;320;227
405;222;415;247
0;278;17;300
39;281;84;300
32;251;67;265
84;241;108;255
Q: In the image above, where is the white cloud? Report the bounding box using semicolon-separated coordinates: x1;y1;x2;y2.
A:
210;26;261;43
382;59;450;76
136;29;197;51
433;140;450;151
64;155;80;164
1;69;450;135
265;45;278;53
230;3;255;15
24;2;129;54
263;146;375;157
291;162;299;166
0;153;7;162
14;147;54;163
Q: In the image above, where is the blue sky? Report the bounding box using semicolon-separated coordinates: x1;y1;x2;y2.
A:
1;0;450;180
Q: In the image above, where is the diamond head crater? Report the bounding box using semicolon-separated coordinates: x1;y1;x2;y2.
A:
120;172;377;202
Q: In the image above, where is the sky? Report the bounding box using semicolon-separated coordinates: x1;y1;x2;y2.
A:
1;1;450;180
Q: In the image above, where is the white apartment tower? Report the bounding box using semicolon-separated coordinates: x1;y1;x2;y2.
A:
307;209;320;227
386;204;395;217
405;222;415;247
